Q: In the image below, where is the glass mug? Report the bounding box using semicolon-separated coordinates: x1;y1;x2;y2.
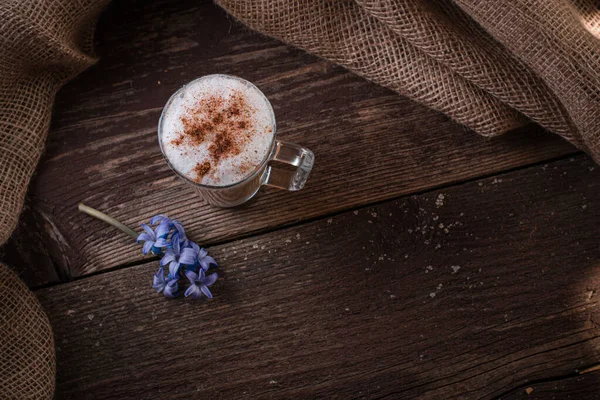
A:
158;74;314;208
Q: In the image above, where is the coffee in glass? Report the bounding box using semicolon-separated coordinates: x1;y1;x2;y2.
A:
158;74;314;207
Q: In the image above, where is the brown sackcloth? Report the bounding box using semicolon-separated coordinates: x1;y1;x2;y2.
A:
216;0;600;151
0;1;109;398
0;263;55;399
0;0;109;246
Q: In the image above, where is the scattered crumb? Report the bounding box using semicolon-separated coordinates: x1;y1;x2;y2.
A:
525;387;534;395
435;244;441;249
353;210;359;215
260;246;265;250
269;380;278;385
589;167;595;172
390;294;396;299
370;211;378;218
582;205;587;209
296;233;301;239
439;223;444;228
327;218;333;224
433;215;439;221
66;310;75;316
492;178;503;184
87;314;94;321
305;241;310;245
436;194;445;207
285;239;291;243
252;244;259;249
478;182;483;186
451;265;461;274
345;308;350;312
426;265;433;273
437;283;443;290
429;292;436;298
368;220;373;224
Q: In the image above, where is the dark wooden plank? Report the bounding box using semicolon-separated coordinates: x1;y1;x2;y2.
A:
12;0;576;283
0;201;59;286
37;155;600;399
500;370;600;399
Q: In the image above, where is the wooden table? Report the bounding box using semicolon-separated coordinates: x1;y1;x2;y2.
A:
3;0;600;398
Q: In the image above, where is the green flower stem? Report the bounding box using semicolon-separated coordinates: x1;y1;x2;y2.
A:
78;203;138;239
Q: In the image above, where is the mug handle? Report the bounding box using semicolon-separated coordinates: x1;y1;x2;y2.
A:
262;139;314;191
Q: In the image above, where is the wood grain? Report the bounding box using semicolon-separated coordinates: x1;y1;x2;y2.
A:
500;370;600;399
2;0;578;285
37;155;600;399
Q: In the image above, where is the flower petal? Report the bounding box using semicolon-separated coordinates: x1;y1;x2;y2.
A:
198;247;208;258
172;232;181;255
163;279;179;298
141;223;154;237
179;247;197;265
203;272;218;287
185;270;198;284
169;261;181;278
184;284;201;298
154;237;170;248
155;220;172;238
150;214;169;225
152;268;166;292
173;220;187;239
199;256;218;271
142;241;154;255
136;232;152;243
160;252;175;266
200;284;213;299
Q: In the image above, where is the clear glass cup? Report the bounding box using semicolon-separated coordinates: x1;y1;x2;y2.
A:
158;74;314;208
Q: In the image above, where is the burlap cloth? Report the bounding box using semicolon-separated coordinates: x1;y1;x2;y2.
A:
0;1;109;398
0;263;55;399
0;0;599;396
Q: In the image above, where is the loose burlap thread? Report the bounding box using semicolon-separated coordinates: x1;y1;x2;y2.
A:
0;263;55;399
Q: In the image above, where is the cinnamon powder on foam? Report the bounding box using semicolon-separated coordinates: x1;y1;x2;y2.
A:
171;90;257;183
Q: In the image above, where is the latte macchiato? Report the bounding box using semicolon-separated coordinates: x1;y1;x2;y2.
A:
160;75;275;186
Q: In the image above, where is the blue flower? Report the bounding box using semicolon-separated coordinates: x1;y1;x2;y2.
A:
186;241;218;271
150;214;171;226
142;214;219;300
172;220;187;242
160;232;197;277
152;267;167;292
184;269;218;299
163;278;179;298
137;217;172;255
152;267;180;298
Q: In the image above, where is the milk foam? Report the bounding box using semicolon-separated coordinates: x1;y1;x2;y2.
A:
160;75;275;186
